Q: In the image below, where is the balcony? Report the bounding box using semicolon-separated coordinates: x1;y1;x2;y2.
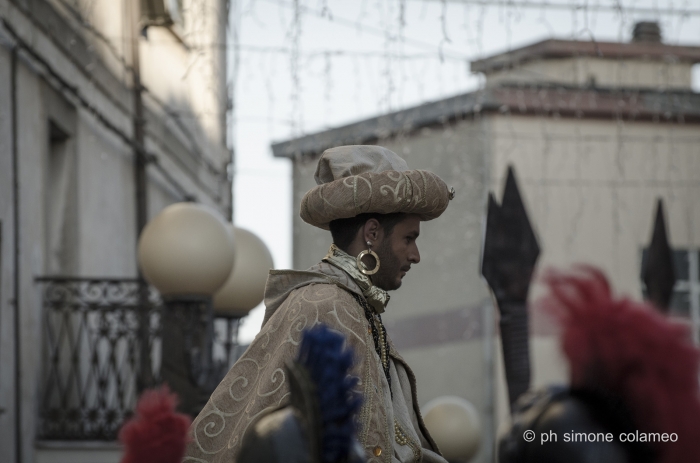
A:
36;277;242;441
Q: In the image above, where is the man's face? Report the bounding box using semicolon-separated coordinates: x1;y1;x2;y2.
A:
371;215;421;291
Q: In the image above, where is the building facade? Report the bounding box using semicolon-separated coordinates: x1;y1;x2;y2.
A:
272;25;700;463
0;0;231;461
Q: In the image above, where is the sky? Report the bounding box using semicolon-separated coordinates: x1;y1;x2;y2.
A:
230;0;700;343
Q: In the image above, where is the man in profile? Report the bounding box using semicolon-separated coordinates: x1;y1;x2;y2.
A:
184;145;454;463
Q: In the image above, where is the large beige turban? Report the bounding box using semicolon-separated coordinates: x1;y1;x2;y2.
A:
300;145;454;230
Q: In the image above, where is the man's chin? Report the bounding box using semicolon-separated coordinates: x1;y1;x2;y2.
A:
374;278;402;291
389;278;403;291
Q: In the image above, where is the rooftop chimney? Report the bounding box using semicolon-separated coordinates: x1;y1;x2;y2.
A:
632;21;662;43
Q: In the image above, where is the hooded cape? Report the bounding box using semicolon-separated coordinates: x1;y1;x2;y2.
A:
183;262;444;463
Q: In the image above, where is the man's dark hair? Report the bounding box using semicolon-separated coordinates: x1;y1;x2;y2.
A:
329;213;406;252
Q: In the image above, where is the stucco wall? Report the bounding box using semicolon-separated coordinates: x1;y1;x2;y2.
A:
291;119;493;311
488;112;700;433
290;117;497;462
489;114;700;297
484;56;694;90
288;107;700;460
0;45;18;463
0;0;231;460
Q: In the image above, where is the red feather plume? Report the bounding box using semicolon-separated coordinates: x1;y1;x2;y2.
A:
540;266;700;463
119;386;192;463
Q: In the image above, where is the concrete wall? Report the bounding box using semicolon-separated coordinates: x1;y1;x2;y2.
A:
291;118;497;463
288;107;700;461
484;56;694;90
0;0;231;460
383;122;496;463
487;112;700;433
292;157;332;270
0;45;19;463
488;114;700;297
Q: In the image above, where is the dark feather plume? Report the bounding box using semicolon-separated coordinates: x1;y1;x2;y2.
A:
297;325;362;463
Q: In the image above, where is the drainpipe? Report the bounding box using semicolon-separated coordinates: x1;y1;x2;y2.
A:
11;45;23;463
130;2;147;238
129;1;152;392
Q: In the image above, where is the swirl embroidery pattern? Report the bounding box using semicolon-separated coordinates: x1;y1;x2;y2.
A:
184;279;393;463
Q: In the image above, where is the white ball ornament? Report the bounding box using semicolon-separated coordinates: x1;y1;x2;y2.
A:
422;396;482;462
213;226;274;317
137;202;235;297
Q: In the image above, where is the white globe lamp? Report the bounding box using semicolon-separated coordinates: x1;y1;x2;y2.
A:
423;396;482;462
213;226;274;318
137;202;235;297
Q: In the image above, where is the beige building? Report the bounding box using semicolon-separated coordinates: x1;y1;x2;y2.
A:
272;25;700;462
0;0;230;462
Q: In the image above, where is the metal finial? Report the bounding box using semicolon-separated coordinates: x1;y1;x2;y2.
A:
642;198;676;312
482;166;541;302
481;165;540;412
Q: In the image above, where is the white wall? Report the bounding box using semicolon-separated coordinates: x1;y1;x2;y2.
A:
0;0;231;460
488;113;700;433
288;108;700;462
0;44;18;463
486;57;694;90
489;115;700;297
289;118;497;463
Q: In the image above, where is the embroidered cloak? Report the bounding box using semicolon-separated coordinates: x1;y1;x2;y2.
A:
183;262;446;463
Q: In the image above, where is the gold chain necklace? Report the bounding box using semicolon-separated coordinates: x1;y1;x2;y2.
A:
394;420;421;461
352;293;392;398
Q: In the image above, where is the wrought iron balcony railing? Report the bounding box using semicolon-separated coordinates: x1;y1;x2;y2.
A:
37;278;161;440
36;277;243;441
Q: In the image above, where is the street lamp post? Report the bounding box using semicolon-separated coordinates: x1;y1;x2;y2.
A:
137;205;276;415
137;202;235;415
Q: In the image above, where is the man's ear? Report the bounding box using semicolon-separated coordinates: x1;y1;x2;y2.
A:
363;218;381;243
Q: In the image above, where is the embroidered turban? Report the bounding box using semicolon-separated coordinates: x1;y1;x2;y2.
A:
300;145;454;230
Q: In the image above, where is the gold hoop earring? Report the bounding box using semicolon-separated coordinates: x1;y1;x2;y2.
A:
357;240;380;275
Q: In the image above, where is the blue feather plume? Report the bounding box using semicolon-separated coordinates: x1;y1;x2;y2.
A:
297;325;363;463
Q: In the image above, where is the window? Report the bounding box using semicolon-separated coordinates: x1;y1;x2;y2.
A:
142;0;184;28
668;250;700;317
43;83;78;276
642;248;700;343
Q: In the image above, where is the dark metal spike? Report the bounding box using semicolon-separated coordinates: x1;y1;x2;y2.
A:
642;199;676;312
481;165;540;302
480;165;541;413
501;166;540;268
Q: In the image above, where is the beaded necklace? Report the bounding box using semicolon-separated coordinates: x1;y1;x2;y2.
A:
352;293;392;398
394;420;422;461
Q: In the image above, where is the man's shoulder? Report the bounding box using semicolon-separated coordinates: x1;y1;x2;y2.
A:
261;278;368;345
285;279;359;305
265;263;362;302
262;267;362;327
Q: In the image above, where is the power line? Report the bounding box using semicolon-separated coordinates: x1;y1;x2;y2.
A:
257;0;470;60
35;1;700;66
52;36;470;60
236;44;469;60
418;0;700;16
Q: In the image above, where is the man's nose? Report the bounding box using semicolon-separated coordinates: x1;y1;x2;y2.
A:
409;244;420;264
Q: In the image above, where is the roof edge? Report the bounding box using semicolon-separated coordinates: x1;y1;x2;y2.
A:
471;38;700;74
271;91;492;159
272;86;700;160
